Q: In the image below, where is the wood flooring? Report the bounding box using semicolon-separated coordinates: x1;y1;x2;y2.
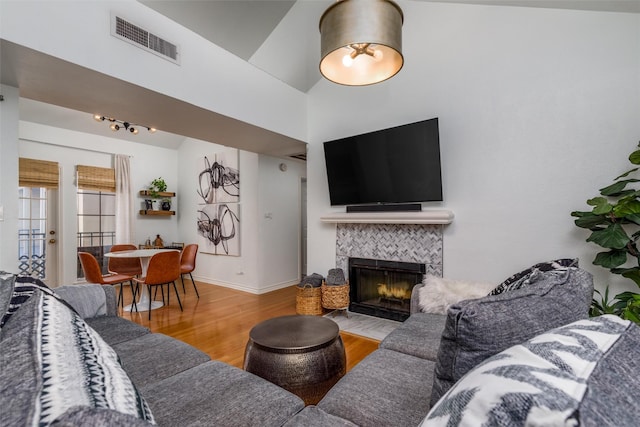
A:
119;280;379;371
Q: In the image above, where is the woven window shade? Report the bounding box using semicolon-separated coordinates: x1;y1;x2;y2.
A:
19;158;60;188
77;165;116;192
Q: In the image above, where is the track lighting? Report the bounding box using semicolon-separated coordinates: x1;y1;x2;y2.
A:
93;114;156;134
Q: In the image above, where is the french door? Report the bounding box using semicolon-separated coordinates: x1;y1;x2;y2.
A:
18;187;58;285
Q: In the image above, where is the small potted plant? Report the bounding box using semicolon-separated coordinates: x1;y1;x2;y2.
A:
161;197;171;211
146;177;168;210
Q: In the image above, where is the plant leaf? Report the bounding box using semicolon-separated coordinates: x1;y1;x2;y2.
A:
625;213;640;226
615;167;639;180
629;150;640;165
600;180;640;196
573;213;607;229
613;199;640;217
593;250;627;268
620;270;640;288
586;223;630;249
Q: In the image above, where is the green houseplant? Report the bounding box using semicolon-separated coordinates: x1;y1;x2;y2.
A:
571;141;640;323
148;177;167;199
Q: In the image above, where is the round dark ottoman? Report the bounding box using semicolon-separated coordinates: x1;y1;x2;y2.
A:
243;315;346;405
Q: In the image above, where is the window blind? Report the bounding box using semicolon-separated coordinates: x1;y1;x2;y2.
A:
76;165;116;192
19;158;60;188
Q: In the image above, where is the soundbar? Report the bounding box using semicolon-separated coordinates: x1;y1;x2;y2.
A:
346;203;422;213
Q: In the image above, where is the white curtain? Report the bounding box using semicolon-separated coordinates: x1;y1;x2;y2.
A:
115;154;133;244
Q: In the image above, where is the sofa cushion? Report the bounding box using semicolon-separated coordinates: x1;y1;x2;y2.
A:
0;290;154;425
51;406;153;426
54;284;109;318
318;349;437;427
424;315;639;427
430;267;593;406
113;333;211;389
489;258;578;296
141;360;304;426
86;316;151;346
283;406;358;427
379;312;447;361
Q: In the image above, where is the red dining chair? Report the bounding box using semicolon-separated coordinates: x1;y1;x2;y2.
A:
108;244;143;276
108;244;142;306
133;251;182;320
180;244;200;298
78;252;136;312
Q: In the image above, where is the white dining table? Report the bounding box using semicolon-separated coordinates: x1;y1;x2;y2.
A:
104;248;180;312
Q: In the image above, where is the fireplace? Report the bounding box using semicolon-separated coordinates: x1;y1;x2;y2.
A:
349;257;426;321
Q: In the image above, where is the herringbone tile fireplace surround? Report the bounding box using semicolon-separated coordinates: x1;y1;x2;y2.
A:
335;223;444;280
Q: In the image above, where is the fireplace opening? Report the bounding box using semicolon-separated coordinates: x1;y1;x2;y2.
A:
349;258;426;321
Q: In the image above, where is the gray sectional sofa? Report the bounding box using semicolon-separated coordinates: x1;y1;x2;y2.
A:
2;265;639;426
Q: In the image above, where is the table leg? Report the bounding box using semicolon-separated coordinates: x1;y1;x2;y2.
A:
124;256;164;312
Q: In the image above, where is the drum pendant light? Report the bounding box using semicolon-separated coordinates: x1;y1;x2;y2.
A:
319;0;404;86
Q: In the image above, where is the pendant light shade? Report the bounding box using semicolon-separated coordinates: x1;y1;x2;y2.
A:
319;0;404;86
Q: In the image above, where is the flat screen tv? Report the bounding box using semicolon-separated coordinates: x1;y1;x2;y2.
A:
323;118;442;207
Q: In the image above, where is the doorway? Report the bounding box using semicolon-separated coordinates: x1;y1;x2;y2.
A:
300;178;307;279
18;187;58;285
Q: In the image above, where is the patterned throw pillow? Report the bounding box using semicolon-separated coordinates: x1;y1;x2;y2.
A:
488;258;578;296
0;290;155;425
430;268;593;406
0;273;77;328
423;315;639;427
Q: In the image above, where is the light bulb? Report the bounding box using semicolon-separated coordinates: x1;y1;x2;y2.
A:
373;49;383;62
148;127;157;133
93;114;103;122
130;127;138;135
110;123;119;131
342;54;353;67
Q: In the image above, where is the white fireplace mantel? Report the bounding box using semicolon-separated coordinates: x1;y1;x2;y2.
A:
320;210;454;225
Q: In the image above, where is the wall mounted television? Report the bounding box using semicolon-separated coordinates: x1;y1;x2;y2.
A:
323;117;442;208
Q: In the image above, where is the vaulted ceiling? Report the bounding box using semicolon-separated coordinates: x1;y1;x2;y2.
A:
4;0;638;155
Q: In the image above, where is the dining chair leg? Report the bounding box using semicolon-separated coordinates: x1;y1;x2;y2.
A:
189;273;200;299
116;284;124;311
171;281;183;311
129;280;138;313
147;285;152;321
180;274;186;293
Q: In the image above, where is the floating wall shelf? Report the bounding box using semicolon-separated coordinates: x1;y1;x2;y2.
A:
139;190;176;198
139;210;175;216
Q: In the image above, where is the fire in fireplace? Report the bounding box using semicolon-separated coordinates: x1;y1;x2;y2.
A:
349;258;426;321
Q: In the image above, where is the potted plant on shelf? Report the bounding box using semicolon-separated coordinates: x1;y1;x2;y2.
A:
161;197;171;211
571;140;640;324
144;177;168;210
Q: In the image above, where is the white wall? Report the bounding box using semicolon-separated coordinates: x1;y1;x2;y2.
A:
258;156;307;290
18;121;180;284
177;139;306;293
0;0;307;142
306;3;640;295
0;85;20;273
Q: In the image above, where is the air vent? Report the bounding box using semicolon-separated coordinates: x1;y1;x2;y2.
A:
111;14;179;64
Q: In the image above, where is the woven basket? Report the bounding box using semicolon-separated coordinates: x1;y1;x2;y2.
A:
296;284;323;315
321;281;350;310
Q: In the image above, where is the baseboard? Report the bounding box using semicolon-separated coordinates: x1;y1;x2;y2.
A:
192;275;298;295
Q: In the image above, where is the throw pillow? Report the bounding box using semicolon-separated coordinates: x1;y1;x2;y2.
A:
423;315;639;427
0;273;77;328
0;289;155;425
418;275;496;315
489;258;578;296
430;267;593;407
